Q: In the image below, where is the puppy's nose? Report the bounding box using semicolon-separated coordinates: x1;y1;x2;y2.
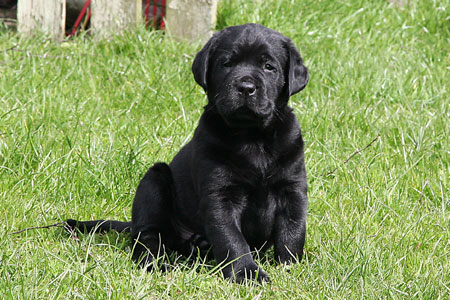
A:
237;81;256;96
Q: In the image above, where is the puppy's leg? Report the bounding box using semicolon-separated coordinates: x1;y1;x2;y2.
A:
273;189;307;264
131;163;176;270
203;199;269;283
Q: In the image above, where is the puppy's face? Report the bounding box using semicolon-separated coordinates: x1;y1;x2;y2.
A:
193;24;309;128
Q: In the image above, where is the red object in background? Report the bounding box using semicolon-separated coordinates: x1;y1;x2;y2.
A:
160;0;165;29
145;0;165;29
69;0;166;36
70;0;91;36
152;0;157;28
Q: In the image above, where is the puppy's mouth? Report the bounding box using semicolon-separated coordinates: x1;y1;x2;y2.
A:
214;89;274;129
223;106;264;128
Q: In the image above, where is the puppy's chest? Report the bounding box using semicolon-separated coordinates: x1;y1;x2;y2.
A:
236;142;276;176
240;188;278;248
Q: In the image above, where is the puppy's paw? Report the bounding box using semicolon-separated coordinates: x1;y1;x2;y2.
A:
188;233;211;256
189;234;210;250
225;263;270;284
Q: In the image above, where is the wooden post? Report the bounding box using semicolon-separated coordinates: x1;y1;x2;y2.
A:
17;0;66;40
91;0;142;38
165;0;218;44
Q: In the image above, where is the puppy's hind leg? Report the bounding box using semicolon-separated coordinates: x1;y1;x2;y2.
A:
131;162;176;271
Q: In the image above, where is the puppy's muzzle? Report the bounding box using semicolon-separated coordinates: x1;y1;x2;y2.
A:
236;77;257;97
217;74;272;128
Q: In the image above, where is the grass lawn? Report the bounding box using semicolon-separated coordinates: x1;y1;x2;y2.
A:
1;0;449;298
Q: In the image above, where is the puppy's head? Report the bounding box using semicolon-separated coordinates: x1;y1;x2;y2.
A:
192;23;308;129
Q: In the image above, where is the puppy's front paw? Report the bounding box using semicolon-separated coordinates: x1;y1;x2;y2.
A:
224;263;270;284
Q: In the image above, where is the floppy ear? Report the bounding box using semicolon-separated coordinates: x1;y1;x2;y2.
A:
286;41;309;96
192;35;216;91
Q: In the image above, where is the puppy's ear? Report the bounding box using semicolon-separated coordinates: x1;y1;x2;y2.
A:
286;41;309;96
192;35;216;91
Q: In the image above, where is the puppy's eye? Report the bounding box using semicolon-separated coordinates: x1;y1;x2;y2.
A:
264;63;275;71
223;61;232;68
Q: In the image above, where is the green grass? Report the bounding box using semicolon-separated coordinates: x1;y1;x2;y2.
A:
1;0;449;298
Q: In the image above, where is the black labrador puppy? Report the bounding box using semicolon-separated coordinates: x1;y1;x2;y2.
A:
67;23;309;283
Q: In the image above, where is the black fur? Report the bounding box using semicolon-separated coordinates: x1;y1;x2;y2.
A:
67;23;309;283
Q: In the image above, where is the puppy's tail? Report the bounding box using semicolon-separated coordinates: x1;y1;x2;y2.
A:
66;219;131;233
